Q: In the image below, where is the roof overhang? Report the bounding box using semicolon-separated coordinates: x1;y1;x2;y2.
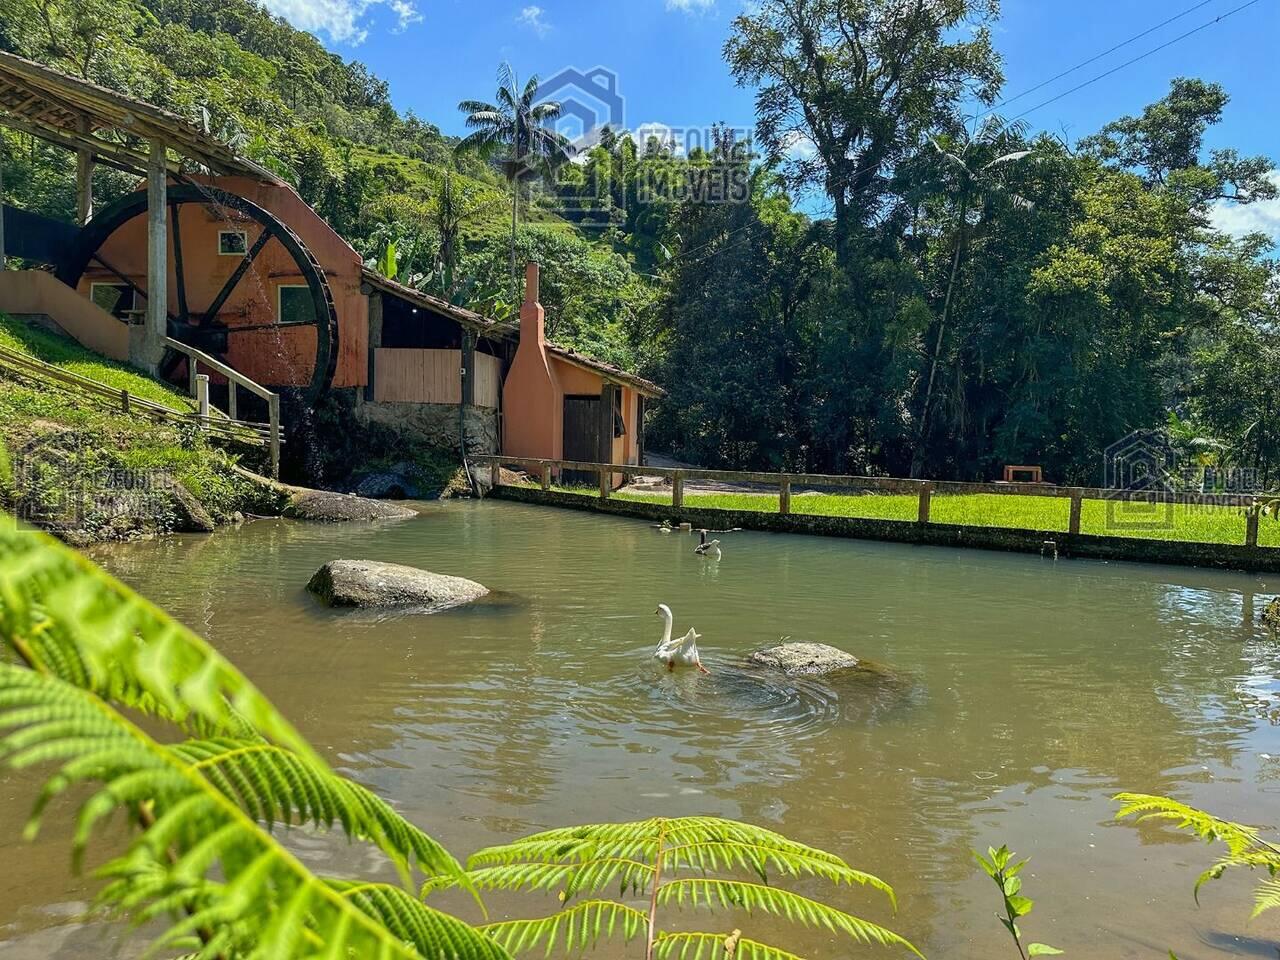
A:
0;50;284;183
360;267;665;398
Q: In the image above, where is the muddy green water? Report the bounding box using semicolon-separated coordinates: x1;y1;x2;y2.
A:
1;500;1279;958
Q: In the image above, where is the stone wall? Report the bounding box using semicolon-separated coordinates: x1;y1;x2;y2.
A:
353;398;499;455
492;485;1280;574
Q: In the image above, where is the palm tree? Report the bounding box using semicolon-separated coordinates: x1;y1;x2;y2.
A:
457;63;573;300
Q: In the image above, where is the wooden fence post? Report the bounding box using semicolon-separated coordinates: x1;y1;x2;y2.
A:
599;466;611;501
120;389;130;414
672;470;684;510
779;477;791;516
541;464;551;491
490;461;501;490
1246;510;1260;548
227;382;237;422
917;481;933;524
1069;489;1083;536
195;374;209;430
188;357;198;398
267;394;280;479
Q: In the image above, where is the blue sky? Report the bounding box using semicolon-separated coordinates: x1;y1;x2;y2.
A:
265;0;1280;235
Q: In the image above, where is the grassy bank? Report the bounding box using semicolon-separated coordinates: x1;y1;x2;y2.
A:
519;482;1278;548
0;314;274;542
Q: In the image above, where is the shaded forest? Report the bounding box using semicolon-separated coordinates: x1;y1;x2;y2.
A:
0;0;1276;485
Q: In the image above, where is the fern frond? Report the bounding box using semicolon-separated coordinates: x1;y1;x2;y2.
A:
1114;793;1267;857
661;841;896;907
171;738;465;883
429;858;655;900
1252;877;1280;917
479;899;648;955
0;664;505;960
657;878;921;957
654;931;806;960
328;879;510;959
0;527;319;766
468;817;847;872
1116;793;1280;922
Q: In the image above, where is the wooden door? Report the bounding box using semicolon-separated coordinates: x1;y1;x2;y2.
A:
563;395;600;486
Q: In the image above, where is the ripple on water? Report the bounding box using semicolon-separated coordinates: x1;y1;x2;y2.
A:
571;647;919;751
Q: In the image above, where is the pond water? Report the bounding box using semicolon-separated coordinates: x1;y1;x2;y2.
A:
1;500;1279;958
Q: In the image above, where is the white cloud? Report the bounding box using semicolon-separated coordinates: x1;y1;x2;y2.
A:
1210;171;1280;243
260;0;420;44
665;0;715;12
781;130;817;162
516;4;550;35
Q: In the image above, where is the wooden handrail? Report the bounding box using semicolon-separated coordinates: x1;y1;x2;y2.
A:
163;336;281;477
163;336;275;401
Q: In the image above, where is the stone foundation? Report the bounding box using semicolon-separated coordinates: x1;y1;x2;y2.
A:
353;398;499;455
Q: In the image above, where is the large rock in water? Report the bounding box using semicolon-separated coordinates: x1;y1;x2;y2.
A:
747;642;863;678
307;560;489;611
285;490;417;523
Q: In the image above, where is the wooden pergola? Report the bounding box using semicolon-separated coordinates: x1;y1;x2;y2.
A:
0;50;283;369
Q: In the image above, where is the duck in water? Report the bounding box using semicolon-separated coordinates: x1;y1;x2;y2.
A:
694;530;722;560
654;603;710;673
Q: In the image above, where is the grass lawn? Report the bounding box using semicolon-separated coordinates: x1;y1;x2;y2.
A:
519;481;1278;549
0;313;268;535
0;314;194;410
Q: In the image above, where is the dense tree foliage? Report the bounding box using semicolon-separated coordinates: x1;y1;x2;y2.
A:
0;0;1277;485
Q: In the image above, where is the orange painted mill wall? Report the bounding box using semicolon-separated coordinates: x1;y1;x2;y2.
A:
78;176;368;390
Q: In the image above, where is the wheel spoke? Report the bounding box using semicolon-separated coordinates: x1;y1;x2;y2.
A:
169;201;189;322
202;228;272;325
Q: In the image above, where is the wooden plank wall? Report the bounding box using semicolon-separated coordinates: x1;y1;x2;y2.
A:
373;348;500;408
474;353;500;409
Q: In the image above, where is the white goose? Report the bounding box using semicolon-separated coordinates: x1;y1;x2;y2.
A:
654;603;709;673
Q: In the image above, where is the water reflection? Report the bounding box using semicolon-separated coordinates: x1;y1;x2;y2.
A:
0;502;1274;958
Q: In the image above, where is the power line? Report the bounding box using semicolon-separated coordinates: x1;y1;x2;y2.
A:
1007;0;1269;123
994;0;1222;111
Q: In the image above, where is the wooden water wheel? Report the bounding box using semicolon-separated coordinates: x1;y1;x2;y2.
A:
56;183;338;406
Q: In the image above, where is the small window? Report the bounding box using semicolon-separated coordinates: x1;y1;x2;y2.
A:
613;388;626;438
278;285;312;326
218;230;248;256
90;282;136;320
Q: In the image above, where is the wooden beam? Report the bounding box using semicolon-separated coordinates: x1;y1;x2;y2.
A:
0;110;157;175
366;291;378;399
75;115;93;223
144;139;168;371
460;328;476;406
0;142;5;270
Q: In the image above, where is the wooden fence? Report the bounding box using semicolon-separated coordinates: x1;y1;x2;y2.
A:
471;455;1270;548
0;341;281;476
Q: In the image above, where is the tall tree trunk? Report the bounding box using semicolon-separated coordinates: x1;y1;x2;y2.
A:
509;182;518;304
910;187;971;478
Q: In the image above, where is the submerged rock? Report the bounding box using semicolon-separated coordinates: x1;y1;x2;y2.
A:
747;642;864;678
307;559;489;611
285;489;417;523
